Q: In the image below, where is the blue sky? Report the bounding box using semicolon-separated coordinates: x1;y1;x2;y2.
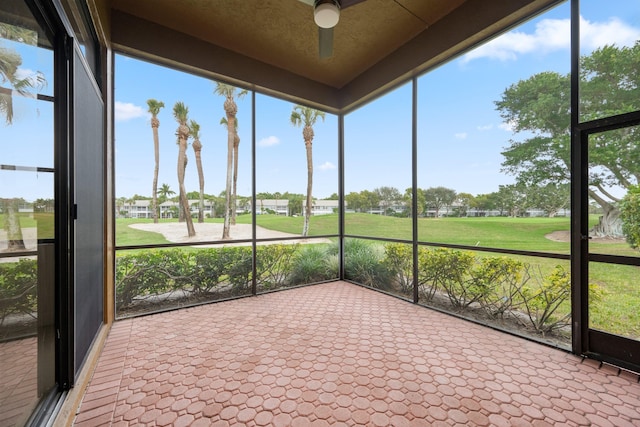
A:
2;1;639;201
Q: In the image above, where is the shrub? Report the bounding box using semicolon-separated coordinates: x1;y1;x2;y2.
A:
518;265;572;335
256;244;298;290
620;184;640;249
472;257;527;318
116;250;177;308
192;248;228;295
288;245;337;286
418;248;475;308
383;243;413;294
221;246;253;290
344;239;393;290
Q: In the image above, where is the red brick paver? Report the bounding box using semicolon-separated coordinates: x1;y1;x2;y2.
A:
73;281;640;426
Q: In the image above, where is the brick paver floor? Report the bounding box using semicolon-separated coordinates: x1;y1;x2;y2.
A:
74;281;640;426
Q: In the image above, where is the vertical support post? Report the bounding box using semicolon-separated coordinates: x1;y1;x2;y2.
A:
251;91;257;295
412;77;419;303
570;0;587;355
338;113;345;280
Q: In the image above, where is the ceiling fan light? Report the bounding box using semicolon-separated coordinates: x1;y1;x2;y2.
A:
314;1;340;28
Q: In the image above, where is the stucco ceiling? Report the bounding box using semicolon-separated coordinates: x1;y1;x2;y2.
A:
93;0;561;112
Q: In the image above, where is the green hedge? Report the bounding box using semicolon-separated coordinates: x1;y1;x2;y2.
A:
345;241;595;337
116;244;338;313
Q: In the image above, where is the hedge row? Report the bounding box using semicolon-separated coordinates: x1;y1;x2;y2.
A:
345;240;601;336
116;244;338;311
1;241;595;338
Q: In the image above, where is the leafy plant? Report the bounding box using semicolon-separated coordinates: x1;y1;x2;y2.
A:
221;246;253;290
418;248;475;307
472;256;527;318
288;245;337;286
344;239;393;290
620;184;640;249
518;265;572;335
383;243;413;294
256;244;298;290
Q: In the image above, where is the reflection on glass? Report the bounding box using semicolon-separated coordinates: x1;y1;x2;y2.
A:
579;0;640;123
589;262;640;341
588;125;640;255
1;4;55;425
115;55;253;246
256;238;338;293
417;249;571;349
344;83;412;240
417;3;570;253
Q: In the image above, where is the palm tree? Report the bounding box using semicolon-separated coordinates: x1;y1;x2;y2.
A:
147;99;164;223
220;117;241;225
157;183;175;218
1;24;45;125
172;101;196;237
190;120;206;223
214;82;248;239
157;183;175;203
290;105;325;236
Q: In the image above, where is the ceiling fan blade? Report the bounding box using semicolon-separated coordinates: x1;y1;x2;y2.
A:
319;27;334;58
341;0;367;9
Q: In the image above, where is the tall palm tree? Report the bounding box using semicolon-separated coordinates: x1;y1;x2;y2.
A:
214;82;248;239
172;101;196;237
290;105;325;236
190;120;206;223
220;117;241;225
147;99;165;223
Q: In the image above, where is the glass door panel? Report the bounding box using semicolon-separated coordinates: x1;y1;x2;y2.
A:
584;122;640;369
0;3;55;425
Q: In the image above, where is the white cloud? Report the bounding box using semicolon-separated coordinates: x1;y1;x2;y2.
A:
258;135;280;147
115;101;147;122
580;17;640;50
13;68;44;97
477;124;493;131
462;16;640;63
499;120;517;132
454;132;468;140
318;161;336;171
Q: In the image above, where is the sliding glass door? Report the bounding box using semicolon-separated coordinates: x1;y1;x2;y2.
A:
0;1;57;425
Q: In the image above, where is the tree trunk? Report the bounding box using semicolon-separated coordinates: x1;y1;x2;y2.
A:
152;118;160;224
590;204;623;237
222;116;235;240
231;133;240;226
178;193;185;222
194;142;205;223
589;190;623;237
3;199;26;251
177;134;195;237
303;138;313;237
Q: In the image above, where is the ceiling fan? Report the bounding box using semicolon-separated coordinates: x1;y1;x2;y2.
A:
297;0;368;58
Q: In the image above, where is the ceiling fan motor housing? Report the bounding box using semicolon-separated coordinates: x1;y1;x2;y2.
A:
314;0;341;28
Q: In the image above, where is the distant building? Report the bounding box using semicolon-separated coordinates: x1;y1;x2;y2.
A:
303;200;343;216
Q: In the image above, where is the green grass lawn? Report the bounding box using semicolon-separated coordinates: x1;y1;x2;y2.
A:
113;214;640;338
